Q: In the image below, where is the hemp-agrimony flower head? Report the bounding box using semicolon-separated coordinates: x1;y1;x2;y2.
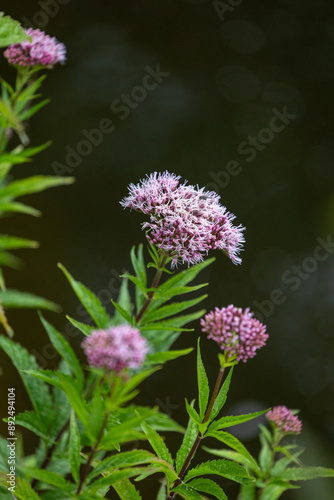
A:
266;406;302;435
120;171;245;267
81;325;148;372
4;28;66;67
201;304;268;363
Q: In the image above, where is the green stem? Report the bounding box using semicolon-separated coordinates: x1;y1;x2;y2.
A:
167;368;225;499
135;254;168;323
76;411;109;495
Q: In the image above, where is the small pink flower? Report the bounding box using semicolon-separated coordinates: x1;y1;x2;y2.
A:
81;325;148;372
120;171;245;267
4;28;66;67
267;406;302;435
201;304;268;363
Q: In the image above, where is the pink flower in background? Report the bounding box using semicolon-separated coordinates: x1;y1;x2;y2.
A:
4;28;66;67
120;171;245;267
201;304;268;363
81;325;148;372
267;406;302;434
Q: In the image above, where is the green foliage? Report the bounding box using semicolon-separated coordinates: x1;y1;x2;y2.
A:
187;477;228;500
69;410;81;485
0;289;59;311
184;459;253;485
176;405;198;474
0;12;28;47
196;339;210;421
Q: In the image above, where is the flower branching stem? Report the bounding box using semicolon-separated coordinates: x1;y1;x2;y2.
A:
166;368;226;500
136;254;168;323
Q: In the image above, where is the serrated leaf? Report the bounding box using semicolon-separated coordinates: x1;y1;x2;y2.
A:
209;367;233;421
120;273;148;298
142;422;174;466
88;467;153;491
176;404;199;474
101;409;155;450
0;289;59;311
187;477;227;499
39;313;84;386
0;175;74;199
205;431;258;471
197;339;209;420
185;398;201;425
203;447;258;471
0;336;52;429
184;459;253;484
0;12;28;47
24;468;73;493
7;477;42;500
280;466;334;481
69;410;81;485
145;348;193;365
111;299;132;324
209;409;268;432
87;450;155;483
66;315;94;336
172;483;204;500
59;263;110;328
15;410;53;442
142;295;207;324
113;478;142;500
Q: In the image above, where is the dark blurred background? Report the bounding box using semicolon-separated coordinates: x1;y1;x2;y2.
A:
1;0;334;498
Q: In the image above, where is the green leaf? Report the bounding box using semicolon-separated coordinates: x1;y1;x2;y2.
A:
187;477;227;500
258;482;298;500
184;459;253;484
0;250;20;269
39;313;84;386
113;478;142;500
69;410;81;485
15;410;53;442
19;98;50;120
142;422;174;466
146;410;184;433
239;483;256;500
205;431;259;471
176;407;199;474
111;299;133;324
142;295;207;324
6;477;42;500
209;409;268;432
0;235;38;250
280;466;334;481
202;447;259;473
0;336;53;429
101;408;155;450
145;348;193;365
114;277;133;324
185;398;201;425
209;367;233;421
172;484;204;499
59;263;110;328
157;258;214;295
88;467;153;491
0;289;59;311
120;273;148;299
197;339;209;420
66;315;94;337
259;430;272;473
0;201;40;216
0;12;28;47
130;244;147;313
0;175;74;200
24;468;74;493
86;450;155;483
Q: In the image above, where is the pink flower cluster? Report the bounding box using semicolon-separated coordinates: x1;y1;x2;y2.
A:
201;305;268;363
81;325;148;372
120;171;245;267
267;406;302;434
4;29;66;67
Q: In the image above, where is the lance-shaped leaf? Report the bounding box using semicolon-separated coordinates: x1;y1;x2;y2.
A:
184;459;253;484
113;277;133;324
209;367;233;421
0;175;74;199
0;201;40;216
0;289;59;311
172;483;203;500
258;482;298;500
142;422;173;467
0;336;53;429
145;347;193;365
113;478;142;500
24;468;74;493
176;403;199;474
130;244;147;312
69;410;81;486
59;263;110;328
239;483;257;500
205;430;259;471
197;339;209;420
142;295;207;324
0;235;38;250
66;315;94;337
209;409;268;433
39;312;84;387
280;466;334;481
187;477;227;500
15;410;54;442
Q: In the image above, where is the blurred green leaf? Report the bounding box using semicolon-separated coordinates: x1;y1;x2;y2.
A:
0;12;28;47
0;175;74;200
0;235;37;249
0;289;59;311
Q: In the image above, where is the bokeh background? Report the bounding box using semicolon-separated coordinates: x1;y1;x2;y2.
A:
1;0;334;498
